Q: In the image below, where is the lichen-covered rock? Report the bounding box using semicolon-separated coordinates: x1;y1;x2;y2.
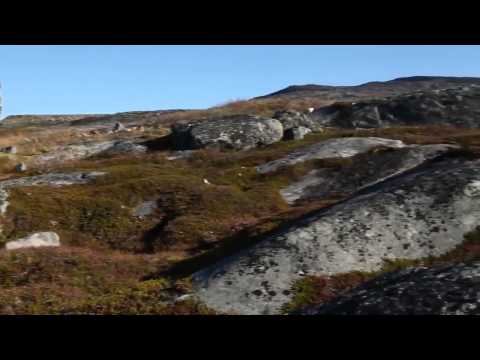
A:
297;262;480;315
35;141;116;164
5;232;60;251
256;137;405;174
273;110;322;132
0;171;105;188
170;115;284;151
192;156;480;314
34;140;147;164
280;144;457;204
99;140;148;156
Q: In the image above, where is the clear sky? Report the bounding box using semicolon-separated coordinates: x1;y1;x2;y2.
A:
1;45;480;118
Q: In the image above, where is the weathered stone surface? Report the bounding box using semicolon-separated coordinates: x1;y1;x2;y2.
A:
171;115;284;151
192;156;480;314
273;110;322;132
280;144;457;204
34;140;147;164
99;140;148;156
0;171;105;189
310;86;480;128
5;232;60;250
35;141;115;164
297;262;480;315
256;137;405;174
283;126;312;141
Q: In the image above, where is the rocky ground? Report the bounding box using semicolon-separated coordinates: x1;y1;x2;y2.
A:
1;76;480;314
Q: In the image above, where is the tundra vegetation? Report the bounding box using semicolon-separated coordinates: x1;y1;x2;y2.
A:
2;77;480;314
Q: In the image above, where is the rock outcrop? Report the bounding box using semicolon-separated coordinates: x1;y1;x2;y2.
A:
192;156;480;314
310;86;480;129
5;232;60;251
34;140;147;165
0;171;105;189
283;126;312;141
171;115;284;151
273;110;323;133
256;137;406;174
280;144;457;204
297;261;480;315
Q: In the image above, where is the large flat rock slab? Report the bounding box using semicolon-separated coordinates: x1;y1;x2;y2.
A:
192;157;480;314
280;144;457;204
256;137;405;174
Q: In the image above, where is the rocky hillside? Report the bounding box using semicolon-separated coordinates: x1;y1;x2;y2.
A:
310;84;480;128
1;76;480;314
258;76;480;101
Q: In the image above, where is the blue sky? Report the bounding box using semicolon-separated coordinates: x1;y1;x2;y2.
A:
0;45;479;118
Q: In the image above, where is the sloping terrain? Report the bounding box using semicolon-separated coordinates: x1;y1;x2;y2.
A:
258;76;480;101
1;76;480;314
297;261;480;315
310;85;480;128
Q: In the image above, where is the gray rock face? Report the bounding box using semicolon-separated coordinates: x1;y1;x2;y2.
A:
99;140;148;156
34;140;147;165
192;157;480;314
35;141;115;164
310;86;480;128
5;232;60;251
171;115;284;151
273;110;323;132
280;144;457;204
256;137;406;174
283;126;312;141
0;171;105;189
298;262;480;315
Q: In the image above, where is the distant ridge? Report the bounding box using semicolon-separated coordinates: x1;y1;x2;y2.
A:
257;76;480;100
